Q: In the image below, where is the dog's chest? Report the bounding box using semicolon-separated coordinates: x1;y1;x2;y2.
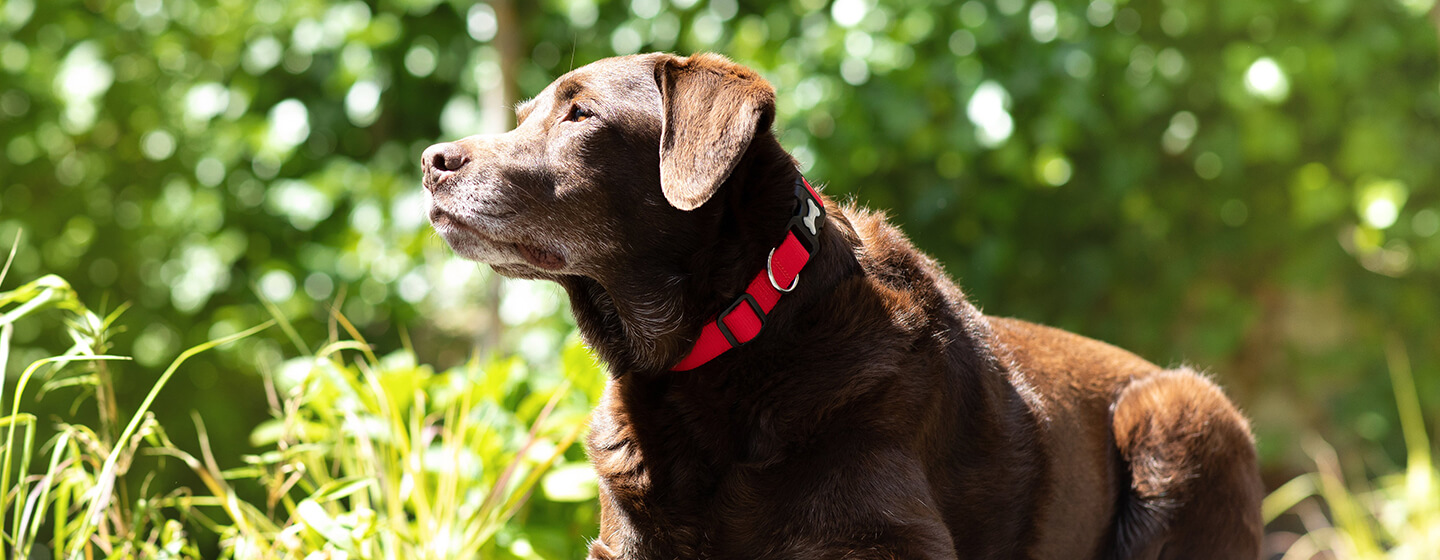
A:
586;386;808;557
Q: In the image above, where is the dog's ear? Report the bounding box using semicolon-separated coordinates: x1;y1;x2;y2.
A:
654;53;776;211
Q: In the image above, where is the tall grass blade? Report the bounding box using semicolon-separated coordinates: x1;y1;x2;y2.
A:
0;229;20;288
256;288;310;358
66;320;273;560
14;430;73;558
1384;335;1438;556
1304;434;1387;558
327;305;378;365
1;322;10;430
3;354;130;545
1263;474;1317;525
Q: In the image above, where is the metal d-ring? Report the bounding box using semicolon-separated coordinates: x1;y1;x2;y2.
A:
767;248;799;293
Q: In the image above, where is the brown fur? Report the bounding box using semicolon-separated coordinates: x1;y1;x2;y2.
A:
421;53;1263;559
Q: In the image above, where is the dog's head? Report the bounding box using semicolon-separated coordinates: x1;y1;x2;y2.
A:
421;53;779;281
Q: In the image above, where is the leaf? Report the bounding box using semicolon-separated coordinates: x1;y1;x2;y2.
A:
540;463;598;503
296;499;352;547
309;477;377;503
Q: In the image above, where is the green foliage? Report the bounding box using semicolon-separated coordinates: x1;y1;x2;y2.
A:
2;0;1437;472
1264;338;1440;558
2;0;1439;556
0;265;229;559
185;318;600;559
0;267;599;558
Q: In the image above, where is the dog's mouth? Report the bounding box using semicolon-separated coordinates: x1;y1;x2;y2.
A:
517;243;566;270
429;209;568;272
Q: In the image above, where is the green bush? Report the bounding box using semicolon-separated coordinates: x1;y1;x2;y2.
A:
4;0;1440;556
2;0;1437;479
0;263;600;559
1264;337;1440;558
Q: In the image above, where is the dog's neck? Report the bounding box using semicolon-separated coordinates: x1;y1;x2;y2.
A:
558;135;861;375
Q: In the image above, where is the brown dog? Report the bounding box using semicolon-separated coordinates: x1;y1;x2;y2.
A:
422;53;1263;559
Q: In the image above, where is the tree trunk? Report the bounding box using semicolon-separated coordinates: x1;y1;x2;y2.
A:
1432;3;1440;61
478;0;524;353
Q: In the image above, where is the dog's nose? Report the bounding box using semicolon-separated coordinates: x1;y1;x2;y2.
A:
426;143;469;172
421;142;470;190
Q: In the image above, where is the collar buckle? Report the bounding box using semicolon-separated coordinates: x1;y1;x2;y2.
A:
786;178;824;252
715;293;765;348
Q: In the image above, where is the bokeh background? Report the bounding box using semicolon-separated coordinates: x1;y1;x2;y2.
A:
2;0;1438;557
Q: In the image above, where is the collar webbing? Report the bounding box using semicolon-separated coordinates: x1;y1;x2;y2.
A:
671;177;825;371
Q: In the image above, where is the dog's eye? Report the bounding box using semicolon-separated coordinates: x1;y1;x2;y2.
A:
566;104;593;123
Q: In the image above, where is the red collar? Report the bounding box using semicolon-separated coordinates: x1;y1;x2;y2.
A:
672;177;826;371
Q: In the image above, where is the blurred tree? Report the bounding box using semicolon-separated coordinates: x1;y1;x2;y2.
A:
1;0;1438;542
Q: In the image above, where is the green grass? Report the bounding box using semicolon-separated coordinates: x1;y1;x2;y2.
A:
1263;336;1440;559
9;247;1436;558
1;246;601;558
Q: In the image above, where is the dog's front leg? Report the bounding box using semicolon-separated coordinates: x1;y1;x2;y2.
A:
585;540;617;560
586;491;641;560
585;490;704;560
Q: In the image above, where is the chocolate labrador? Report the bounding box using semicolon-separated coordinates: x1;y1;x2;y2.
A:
421;53;1263;559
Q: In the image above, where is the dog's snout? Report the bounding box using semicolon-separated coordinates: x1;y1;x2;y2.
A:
421;142;470;191
431;143;470;171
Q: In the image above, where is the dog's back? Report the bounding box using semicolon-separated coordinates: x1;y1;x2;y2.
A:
846;208;1265;558
991;318;1264;558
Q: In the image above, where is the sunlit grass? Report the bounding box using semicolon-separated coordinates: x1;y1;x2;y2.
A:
19;238;1439;559
1264;336;1440;559
1;249;600;558
163;303;601;559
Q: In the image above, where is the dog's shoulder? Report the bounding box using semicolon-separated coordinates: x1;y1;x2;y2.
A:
843;204;938;284
837;204;971;317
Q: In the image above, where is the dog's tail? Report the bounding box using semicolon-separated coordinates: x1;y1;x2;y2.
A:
1105;369;1264;560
